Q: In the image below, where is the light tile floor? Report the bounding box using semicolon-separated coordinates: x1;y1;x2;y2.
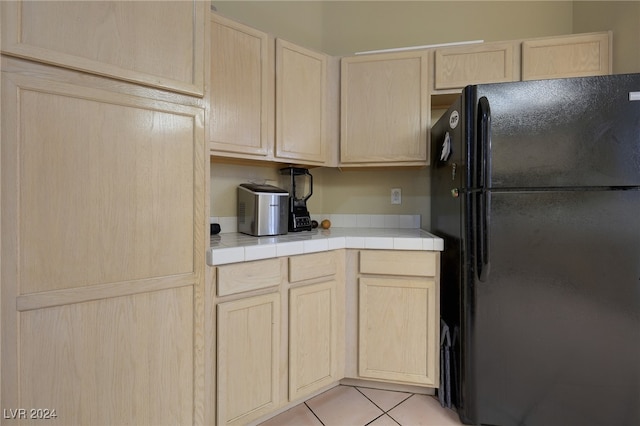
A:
259;385;464;426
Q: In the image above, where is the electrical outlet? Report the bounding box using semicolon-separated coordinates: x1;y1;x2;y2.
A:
391;188;402;205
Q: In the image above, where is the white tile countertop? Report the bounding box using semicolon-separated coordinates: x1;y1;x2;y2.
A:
207;228;444;266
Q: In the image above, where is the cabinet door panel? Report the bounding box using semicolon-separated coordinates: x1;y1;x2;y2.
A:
217;293;281;426
19;287;194;425
276;39;327;165
341;51;429;166
3;72;201;295
289;281;338;400
1;1;205;95
434;42;517;89
209;14;272;157
522;32;611;81
359;277;438;386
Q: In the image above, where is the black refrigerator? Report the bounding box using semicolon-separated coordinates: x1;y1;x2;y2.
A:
430;74;640;426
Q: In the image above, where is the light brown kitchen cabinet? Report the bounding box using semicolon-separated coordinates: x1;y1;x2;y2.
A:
1;57;206;425
209;14;332;166
214;258;285;425
357;250;440;387
434;41;519;90
212;253;344;424
276;39;328;165
522;32;611;81
289;281;338;399
341;50;430;167
0;0;206;96
217;292;282;426
209;13;273;158
210;248;441;423
288;252;342;401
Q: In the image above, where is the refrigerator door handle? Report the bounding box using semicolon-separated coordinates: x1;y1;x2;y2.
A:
477;96;491;189
477;191;491;281
476;97;491;282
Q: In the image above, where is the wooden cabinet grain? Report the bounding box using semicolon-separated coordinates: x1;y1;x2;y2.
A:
432;32;611;93
288;252;342;401
1;57;206;425
358;250;440;387
211;248;440;422
289;280;339;400
0;0;206;96
213;258;285;425
434;41;518;90
217;293;282;426
20;287;196;425
212;252;343;423
341;51;430;166
209;13;273;158
209;14;331;165
522;32;611;81
276;39;328;165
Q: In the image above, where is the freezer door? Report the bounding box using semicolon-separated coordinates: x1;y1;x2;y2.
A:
467;189;640;426
475;74;640;189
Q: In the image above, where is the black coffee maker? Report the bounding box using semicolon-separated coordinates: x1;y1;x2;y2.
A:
280;167;313;232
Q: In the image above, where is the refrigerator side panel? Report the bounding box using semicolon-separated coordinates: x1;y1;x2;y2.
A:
472;189;640;426
430;94;469;415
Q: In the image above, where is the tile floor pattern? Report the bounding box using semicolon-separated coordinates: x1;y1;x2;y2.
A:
259;385;464;426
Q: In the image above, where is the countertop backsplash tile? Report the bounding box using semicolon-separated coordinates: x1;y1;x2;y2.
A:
210;214;422;234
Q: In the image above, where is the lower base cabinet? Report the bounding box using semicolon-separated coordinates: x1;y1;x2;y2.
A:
216;293;281;426
212;249;439;424
213;252;343;425
357;250;440;387
289;280;339;400
359;277;438;386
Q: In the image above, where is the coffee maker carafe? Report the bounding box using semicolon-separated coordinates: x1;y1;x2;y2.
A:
280;167;313;232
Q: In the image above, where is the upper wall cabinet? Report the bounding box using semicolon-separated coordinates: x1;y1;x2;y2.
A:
0;1;206;96
431;31;612;93
276;39;328;166
209;14;332;166
522;32;611;81
434;41;518;90
341;51;430;167
209;14;273;158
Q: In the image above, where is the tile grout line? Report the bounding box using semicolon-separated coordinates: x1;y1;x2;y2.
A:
304;401;326;426
355;386;414;425
352;386;386;426
384;394;416;425
364;412;401;426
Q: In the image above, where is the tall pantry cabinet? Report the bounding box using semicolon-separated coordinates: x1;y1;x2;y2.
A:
1;2;207;425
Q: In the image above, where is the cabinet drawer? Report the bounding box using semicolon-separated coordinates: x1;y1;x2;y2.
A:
217;258;283;296
289;251;337;283
360;250;437;277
